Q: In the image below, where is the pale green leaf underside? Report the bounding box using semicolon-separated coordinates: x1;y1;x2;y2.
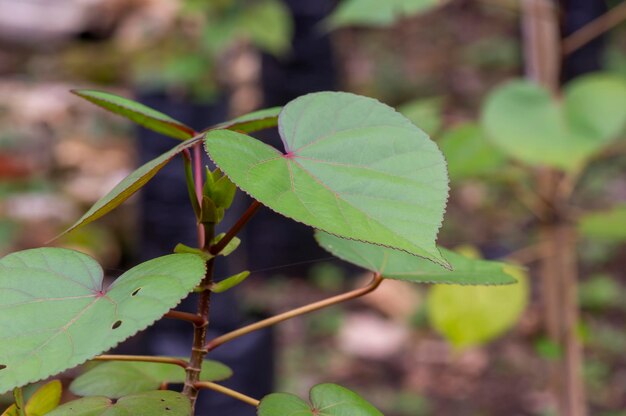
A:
578;205;626;242
258;383;382;416
47;390;191;416
482;74;626;171
315;232;516;285
0;248;206;393
70;359;232;398
72;90;195;140
205;92;449;266
208;107;281;134
61;138;201;236
427;267;529;349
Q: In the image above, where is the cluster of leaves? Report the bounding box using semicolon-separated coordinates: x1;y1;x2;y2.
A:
0;88;522;415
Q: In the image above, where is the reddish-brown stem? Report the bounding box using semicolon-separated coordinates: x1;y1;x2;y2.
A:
183;143;215;411
209;200;262;255
93;355;188;369
164;310;206;327
206;273;383;352
193;143;205;248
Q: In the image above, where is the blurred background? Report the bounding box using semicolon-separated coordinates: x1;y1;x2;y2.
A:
1;0;626;415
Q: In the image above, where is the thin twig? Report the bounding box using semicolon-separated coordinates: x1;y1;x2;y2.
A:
93;355;188;369
164;310;206;327
563;1;626;56
194;381;260;407
206;273;383;351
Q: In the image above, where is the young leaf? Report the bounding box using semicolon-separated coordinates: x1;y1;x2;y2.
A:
25;380;62;416
0;248;206;393
427;266;529;349
70;360;232;398
482;74;626;171
211;234;241;257
204;92;450;266
258;383;382;416
72;90;195;140
315;232;517;285
211;271;250;293
578;205;626;242
60;138;200;236
46;391;190;416
207;107;281;134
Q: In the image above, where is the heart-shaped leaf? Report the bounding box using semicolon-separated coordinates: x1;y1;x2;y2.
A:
61;138;200;236
258;383;382;416
208;107;281;134
315;232;517;285
46;390;190;416
427;266;529;349
482;74;626;171
204;92;449;266
72;90;196;140
0;248;206;393
70;359;232;398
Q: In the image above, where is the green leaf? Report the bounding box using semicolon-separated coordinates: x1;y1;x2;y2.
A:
239;0;292;56
210;234;241;257
315;232;517;285
258;383;382;416
482;74;626;171
205;92;449;266
427;265;529;349
46;391;190;416
438;123;507;181
212;176;237;209
72;90;195;140
208;107;281;134
398;97;443;136
25;380;62;416
0;248;206;393
578;205;626;242
211;271;250;293
61;138;200;236
70;360;231;398
565;73;626;142
324;0;444;29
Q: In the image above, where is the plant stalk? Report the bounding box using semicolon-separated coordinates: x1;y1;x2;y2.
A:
206;273;383;351
522;1;586;413
194;382;260;407
183;142;215;411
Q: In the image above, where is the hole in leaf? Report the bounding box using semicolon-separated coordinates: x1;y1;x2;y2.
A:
131;288;142;297
112;320;122;329
0;364;6;370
